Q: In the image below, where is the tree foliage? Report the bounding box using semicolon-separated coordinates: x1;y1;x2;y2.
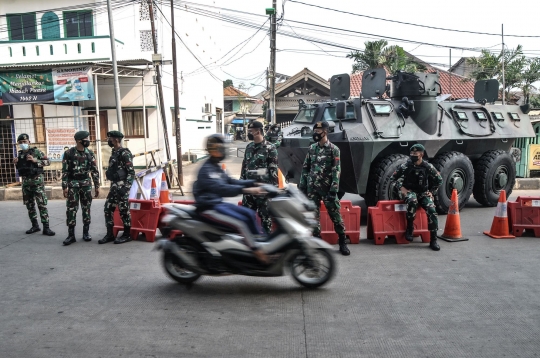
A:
347;39;426;74
223;79;233;88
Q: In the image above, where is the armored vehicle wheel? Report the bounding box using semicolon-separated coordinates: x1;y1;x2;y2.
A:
365;154;408;207
473;150;515;207
431;152;474;214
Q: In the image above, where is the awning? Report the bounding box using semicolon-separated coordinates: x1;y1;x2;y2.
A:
231;118;252;124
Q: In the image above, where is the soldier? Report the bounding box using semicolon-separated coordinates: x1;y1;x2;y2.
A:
61;131;100;246
264;123;283;148
13;134;55;236
391;144;443;251
99;131;135;245
240;121;278;234
298;121;350;256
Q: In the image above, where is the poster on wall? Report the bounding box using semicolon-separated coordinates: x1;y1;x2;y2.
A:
528;144;540;171
52;66;95;102
46;128;76;162
0;66;94;104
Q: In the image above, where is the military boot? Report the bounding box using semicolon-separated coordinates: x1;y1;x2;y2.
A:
42;223;55;236
114;226;132;244
63;226;76;246
98;225;115;244
405;220;414;242
429;231;440;251
82;224;92;242
26;219;40;234
338;234;350;256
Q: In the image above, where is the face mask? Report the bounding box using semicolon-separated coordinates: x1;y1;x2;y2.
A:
19;143;29;151
410;155;419;162
247;133;254;141
82;140;90;148
312;132;324;142
108;139;114;148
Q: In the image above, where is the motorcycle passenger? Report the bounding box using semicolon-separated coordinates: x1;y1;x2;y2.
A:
193;134;269;263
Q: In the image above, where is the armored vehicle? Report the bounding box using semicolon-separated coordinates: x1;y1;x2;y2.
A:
277;69;536;213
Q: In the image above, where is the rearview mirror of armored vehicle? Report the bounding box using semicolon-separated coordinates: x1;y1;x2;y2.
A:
330;74;351;100
474;79;499;105
336;101;346;120
361;68;387;98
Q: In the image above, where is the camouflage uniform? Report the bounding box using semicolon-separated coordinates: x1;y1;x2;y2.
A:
392;160;443;232
240;139;278;234
62;147;100;226
298;141;345;237
104;147;135;227
18;147;50;224
264;125;283;148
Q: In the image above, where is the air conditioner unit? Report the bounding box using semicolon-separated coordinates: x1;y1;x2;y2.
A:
204;103;212;114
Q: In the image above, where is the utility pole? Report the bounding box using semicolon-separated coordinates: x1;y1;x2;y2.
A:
170;0;183;185
148;0;171;161
267;1;277;124
501;24;505;105
449;49;452;100
106;0;123;133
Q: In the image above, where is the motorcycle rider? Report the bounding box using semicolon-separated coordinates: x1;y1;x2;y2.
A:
193;134;269;263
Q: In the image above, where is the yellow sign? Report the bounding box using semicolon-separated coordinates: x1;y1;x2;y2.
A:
528;144;540;170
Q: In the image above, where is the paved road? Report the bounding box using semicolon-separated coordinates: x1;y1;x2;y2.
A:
1;145;540;357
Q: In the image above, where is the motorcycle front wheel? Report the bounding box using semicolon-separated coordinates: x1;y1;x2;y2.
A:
290;249;335;289
162;251;201;285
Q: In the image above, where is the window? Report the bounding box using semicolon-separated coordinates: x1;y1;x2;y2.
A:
224;100;233;112
41;12;60;39
122;109;148;138
64;11;93;38
294;108;317;123
7;13;37;41
323;105;356;121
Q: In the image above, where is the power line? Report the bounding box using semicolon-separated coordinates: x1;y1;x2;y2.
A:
288;0;540;38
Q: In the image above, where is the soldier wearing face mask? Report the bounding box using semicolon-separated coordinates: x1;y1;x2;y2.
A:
298;121;350;256
99;131;135;245
61;131;100;246
264;123;283;148
13;133;55;236
391;144;443;251
240;121;278;234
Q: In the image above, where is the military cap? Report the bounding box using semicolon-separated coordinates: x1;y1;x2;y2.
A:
313;121;330;130
74;130;90;140
17;133;29;142
107;130;124;138
247;121;264;129
410;143;425;152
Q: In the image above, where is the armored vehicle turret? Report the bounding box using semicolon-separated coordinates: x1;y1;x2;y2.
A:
277;69;536;213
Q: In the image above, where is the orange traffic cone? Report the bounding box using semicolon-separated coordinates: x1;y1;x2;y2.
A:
149;178;159;202
159;172;170;204
277;168;285;189
221;163;226;171
438;189;468;242
483;190;515;239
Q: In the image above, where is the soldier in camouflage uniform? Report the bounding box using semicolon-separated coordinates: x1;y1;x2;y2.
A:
264;123;283;148
298;121;350;256
240;121;278;234
13;133;55;236
99;131;135;245
61;131;100;246
391;144;443;251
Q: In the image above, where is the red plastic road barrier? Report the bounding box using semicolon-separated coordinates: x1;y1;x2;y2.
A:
319;200;361;244
367;200;430;245
508;197;540;237
111;199;161;242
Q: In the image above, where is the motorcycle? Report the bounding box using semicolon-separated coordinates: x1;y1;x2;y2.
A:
155;179;336;289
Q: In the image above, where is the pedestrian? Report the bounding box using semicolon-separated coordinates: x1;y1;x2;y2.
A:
391;144;443;251
264;123;283;148
298;121;350;256
240;121;278;234
99;131;135;245
13;133;55;236
61;131;100;246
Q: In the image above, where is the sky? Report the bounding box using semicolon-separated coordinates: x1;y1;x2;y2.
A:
177;0;540;96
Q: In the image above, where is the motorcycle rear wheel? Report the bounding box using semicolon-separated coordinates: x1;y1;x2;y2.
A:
162;251;201;284
290;249;335;289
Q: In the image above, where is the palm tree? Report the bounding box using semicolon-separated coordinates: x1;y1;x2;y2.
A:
347;40;426;73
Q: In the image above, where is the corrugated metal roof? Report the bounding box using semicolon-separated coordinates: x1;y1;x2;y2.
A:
0;59;151;70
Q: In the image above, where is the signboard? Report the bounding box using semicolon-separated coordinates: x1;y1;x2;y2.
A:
528;144;540;170
46;128;76;162
0;66;94;104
